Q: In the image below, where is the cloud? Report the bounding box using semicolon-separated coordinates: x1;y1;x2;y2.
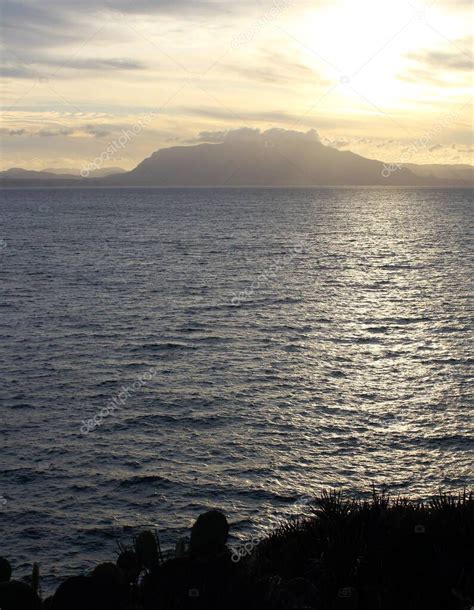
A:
0;0;251;53
0;53;147;80
0;63;38;78
398;68;449;86
0;0;199;78
192;129;230;143
0;0;312;73
409;51;473;71
102;0;238;17
0;1;85;51
0;120;172;143
324;138;350;149
82;124;112;138
175;106;297;123
0;128;27;136
406;42;473;72
174;105;363;131
224;63;327;85
400;43;473;86
38;128;74;137
450;144;474;153
56;58;147;72
193;126;321;145
225;65;295;84
441;0;473;7
222;51;325;85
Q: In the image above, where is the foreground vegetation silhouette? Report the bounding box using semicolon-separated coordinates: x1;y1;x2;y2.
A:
0;490;472;609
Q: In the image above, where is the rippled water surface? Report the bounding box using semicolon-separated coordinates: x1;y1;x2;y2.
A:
0;187;472;589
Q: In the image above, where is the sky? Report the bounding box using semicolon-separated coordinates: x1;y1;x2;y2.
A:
0;0;472;171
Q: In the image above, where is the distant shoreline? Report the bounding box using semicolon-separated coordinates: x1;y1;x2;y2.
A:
1;183;473;189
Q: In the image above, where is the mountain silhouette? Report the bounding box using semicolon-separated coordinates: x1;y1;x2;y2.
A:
100;128;474;187
1;129;472;187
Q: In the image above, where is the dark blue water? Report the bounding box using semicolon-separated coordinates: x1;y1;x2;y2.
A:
0;187;472;591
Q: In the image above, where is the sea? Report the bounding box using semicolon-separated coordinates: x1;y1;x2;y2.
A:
0;187;472;592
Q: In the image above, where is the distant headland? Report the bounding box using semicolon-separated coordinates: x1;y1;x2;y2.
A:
1;129;473;188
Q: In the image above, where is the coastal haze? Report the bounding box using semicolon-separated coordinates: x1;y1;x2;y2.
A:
1;129;473;187
0;187;472;590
